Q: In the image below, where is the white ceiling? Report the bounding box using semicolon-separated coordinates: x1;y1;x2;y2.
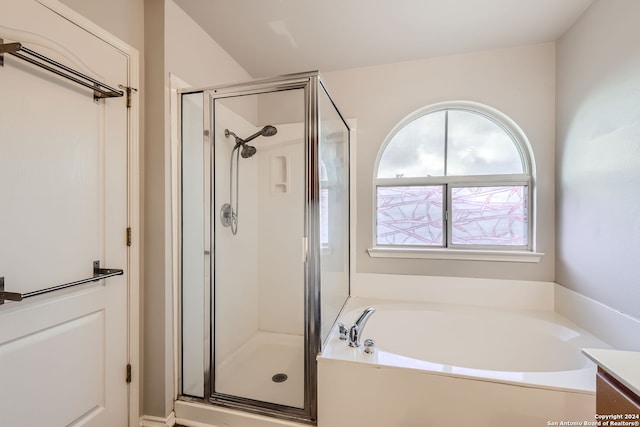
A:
174;0;595;78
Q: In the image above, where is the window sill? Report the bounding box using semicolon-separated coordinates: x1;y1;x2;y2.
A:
366;247;544;263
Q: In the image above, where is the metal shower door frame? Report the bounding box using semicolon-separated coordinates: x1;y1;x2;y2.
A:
193;71;324;424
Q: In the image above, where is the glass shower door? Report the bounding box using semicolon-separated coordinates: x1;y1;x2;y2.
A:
212;89;306;409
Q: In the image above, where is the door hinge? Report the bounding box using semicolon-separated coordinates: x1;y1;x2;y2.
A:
126;227;132;246
118;85;138;108
126;364;132;383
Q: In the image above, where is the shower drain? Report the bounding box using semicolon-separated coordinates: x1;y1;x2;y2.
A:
272;373;288;383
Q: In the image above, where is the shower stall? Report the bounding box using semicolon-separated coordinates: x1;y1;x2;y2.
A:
179;72;350;423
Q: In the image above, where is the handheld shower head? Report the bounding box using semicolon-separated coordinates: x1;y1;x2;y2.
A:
243;125;278;143
260;125;278;137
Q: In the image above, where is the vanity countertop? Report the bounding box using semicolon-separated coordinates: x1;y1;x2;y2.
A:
583;348;640;397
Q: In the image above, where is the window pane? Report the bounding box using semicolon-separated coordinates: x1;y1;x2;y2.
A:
376;186;443;245
377;111;445;178
447;110;524;176
451;186;527;246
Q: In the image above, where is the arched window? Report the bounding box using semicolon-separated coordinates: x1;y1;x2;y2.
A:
374;101;534;253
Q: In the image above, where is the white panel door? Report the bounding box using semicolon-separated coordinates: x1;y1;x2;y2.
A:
0;1;132;426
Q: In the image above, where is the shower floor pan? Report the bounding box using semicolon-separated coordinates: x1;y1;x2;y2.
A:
215;332;304;409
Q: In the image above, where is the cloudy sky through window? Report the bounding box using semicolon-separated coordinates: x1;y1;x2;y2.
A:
378;109;524;178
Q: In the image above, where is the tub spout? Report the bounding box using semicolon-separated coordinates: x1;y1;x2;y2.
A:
348;307;376;347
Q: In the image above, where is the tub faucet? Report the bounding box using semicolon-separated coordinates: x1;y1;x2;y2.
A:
348;307;376;347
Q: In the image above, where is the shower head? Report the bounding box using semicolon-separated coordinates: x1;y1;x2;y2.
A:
225;125;277;159
243;125;278;143
261;125;278;137
240;144;257;158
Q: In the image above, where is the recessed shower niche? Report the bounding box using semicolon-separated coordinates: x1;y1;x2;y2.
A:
179;72;350;423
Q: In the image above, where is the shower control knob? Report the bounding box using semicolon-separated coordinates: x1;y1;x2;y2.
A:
338;323;349;340
363;339;375;354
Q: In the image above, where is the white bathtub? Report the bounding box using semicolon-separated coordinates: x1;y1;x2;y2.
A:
318;298;611;427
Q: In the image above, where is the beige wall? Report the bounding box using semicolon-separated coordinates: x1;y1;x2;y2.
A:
60;0;144;52
164;0;250;87
142;0;169;418
556;0;640;320
323;43;556;281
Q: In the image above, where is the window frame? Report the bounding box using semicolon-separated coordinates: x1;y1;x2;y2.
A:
371;101;539;260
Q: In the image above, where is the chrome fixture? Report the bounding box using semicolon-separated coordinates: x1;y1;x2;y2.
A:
337;323;349;341
220;202;235;229
347;307;376;348
222;125;278;235
363;339;375;354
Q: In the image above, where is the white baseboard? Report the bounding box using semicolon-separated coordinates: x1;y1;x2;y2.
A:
140;412;176;427
175;400;307;427
175;419;219;427
554;284;640;352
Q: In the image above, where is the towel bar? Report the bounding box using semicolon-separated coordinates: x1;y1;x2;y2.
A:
0;261;123;304
1;38;124;101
